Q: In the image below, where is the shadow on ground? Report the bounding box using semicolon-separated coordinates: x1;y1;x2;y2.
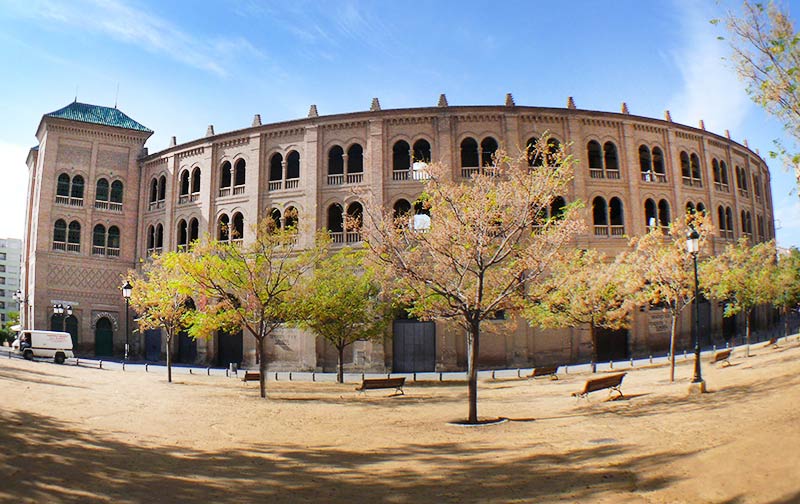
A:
0;408;687;503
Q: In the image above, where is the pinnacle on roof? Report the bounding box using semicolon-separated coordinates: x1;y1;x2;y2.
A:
437;94;448;107
567;96;576;109
44;101;151;132
370;97;381;111
308;104;319;118
505;93;515;107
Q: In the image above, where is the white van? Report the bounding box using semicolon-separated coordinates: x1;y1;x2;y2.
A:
16;330;74;364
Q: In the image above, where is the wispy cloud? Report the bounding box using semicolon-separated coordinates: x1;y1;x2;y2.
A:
6;0;265;77
667;0;751;136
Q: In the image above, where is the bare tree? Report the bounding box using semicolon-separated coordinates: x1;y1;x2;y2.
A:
363;140;583;424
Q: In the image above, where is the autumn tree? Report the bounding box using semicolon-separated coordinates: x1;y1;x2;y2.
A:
525;248;637;372
721;1;800;192
363;140;583;424
622;215;713;382
176;219;327;398
290;247;390;383
770;247;800;337
128;253;193;383
702;239;776;356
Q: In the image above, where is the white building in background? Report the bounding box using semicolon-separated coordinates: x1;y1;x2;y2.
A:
0;238;22;323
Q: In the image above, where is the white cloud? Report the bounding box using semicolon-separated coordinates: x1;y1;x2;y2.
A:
0;142;30;240
667;1;751;136
6;0;265;77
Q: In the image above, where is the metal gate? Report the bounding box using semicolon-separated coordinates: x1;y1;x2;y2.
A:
217;330;243;368
596;327;629;362
144;329;162;361
177;330;196;363
392;320;435;372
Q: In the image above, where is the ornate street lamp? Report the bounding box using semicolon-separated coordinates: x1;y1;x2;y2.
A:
686;226;703;386
121;280;132;362
52;303;65;331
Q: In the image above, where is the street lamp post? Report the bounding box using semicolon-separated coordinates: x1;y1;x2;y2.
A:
122;280;132;362
686;226;703;385
13;290;26;329
52;303;64;331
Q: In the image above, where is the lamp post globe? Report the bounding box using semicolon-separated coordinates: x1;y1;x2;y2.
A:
121;281;132;362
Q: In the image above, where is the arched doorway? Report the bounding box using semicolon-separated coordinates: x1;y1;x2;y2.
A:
65;315;78;348
217;329;243;368
144;328;162;361
95;317;114;356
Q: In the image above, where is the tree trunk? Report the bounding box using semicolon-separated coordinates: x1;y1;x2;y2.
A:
669;313;677;382
258;336;267;398
166;334;173;383
589;322;598;373
745;309;752;357
467;318;480;424
337;345;345;384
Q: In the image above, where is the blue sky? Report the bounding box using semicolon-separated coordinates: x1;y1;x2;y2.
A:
1;0;798;247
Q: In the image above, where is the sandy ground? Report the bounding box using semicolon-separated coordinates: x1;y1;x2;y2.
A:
1;340;799;504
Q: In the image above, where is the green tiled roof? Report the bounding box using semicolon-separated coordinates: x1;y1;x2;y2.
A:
45;101;152;132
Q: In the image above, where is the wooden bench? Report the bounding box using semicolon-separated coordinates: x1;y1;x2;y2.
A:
529;366;559;380
356;377;405;395
241;371;260;383
711;349;733;366
572;372;626;399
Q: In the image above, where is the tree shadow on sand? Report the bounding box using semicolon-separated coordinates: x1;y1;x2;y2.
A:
0;408;691;503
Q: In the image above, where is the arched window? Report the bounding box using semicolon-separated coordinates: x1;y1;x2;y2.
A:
726;207;734;236
270;208;282;230
57;174;70;197
604;142;619;174
592;196;608;236
712;159;721;184
639;145;652;178
550;196;566;219
71;175;84;200
96;178;109;202
68;221;81;251
220;161;232;191
718;206;726;237
232;212;244;242
645;199;657;228
413;139;431;163
393;140;411;173
179;170;190;196
609;197;624;235
588;141;603;175
543;138;561;167
696;202;706;215
218;214;229;241
108;226;120;255
327;204;344;242
461;137;479;167
346;202;363;243
328;146;344;175
158;175;166;201
177;219;188;250
481;137;498;167
93;224;107;254
658;199;671;228
269;153;283;182
347;144;364;174
286;151;300;181
686;202;696;214
720;161;729;187
191;167;201;195
53;219;67;249
680;151;691;178
149;178;158;203
690;153;701;182
284;206;298;230
393;199;411;219
110;180;123;204
147;225;155;251
234;159;246;187
652;147;665;176
188;218;199;243
526;137;541;167
155;223;164;250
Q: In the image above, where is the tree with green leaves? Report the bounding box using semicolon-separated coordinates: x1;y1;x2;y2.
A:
290;247;390;383
128;253;193;383
364;140;583;424
621;215;713;382
702;239;777;357
0;311;19;345
720;1;800;193
176;218;327;398
525;248;636;373
770;247;800;337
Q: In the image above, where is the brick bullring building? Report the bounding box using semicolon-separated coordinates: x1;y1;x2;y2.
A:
20;95;775;372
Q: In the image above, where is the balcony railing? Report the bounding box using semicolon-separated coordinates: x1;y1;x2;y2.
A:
53;242;66;251
148;200;165;211
682;177;702;188
268;180;282;191
233;185;245;195
593;225;609;237
178;194;190;204
327;174;344;186
610;225;625;236
190;192;199;202
55;195;83;207
346;173;363;184
94;200;123;212
714;182;730;192
593;225;625;237
218;187;231;197
393;170;410;181
606;170;620;180
738;188;749;198
329;231;345;244
589;168;604;179
329;231;362;244
66;243;80;252
461;167;479;179
285;178;299;189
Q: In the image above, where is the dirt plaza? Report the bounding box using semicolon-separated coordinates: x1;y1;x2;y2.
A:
1;338;799;503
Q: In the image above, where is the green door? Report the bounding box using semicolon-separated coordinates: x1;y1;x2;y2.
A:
95;317;114;356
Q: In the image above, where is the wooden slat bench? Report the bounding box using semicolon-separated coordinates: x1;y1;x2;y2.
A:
529;366;559;380
711;349;733;366
356;377;405;395
572;372;626;399
241;371;260;383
